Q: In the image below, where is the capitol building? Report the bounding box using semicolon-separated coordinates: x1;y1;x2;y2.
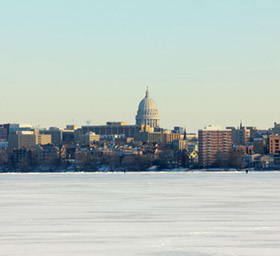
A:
135;88;160;128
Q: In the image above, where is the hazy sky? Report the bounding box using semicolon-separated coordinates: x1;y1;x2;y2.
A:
1;0;279;132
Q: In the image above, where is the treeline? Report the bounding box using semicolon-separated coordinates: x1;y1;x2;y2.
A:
0;148;247;172
0;148;192;172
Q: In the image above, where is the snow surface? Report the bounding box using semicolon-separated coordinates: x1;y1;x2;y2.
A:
0;172;280;256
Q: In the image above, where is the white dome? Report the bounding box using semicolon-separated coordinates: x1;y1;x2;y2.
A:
136;88;160;128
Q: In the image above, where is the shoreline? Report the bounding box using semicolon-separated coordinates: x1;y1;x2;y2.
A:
1;169;280;174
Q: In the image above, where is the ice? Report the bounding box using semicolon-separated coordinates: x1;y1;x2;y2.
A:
0;172;280;256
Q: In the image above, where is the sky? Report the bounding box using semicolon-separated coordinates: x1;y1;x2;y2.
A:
0;0;279;132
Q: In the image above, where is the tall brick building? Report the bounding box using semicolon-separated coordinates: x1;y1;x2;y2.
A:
198;126;233;167
269;135;280;155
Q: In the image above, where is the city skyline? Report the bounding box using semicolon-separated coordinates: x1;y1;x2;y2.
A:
1;1;280;131
0;86;279;132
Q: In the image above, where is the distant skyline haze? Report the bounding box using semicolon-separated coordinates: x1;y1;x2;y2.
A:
1;0;279;131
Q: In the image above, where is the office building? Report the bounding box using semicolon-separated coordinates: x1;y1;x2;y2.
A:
8;130;52;150
41;127;63;146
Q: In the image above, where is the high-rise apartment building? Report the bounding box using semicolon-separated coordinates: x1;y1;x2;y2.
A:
269;135;280;155
198;126;233;167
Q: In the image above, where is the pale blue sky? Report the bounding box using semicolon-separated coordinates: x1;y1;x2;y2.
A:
0;0;279;131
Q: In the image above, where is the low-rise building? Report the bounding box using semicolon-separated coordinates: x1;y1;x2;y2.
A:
8;131;36;150
75;131;100;146
36;133;52;145
81;122;140;138
135;129;181;144
41;127;63;146
253;137;267;154
8;130;52;151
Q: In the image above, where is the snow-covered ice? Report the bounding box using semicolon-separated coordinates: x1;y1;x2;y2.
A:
0;172;280;256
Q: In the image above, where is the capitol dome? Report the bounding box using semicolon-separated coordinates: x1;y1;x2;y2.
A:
135;88;160;128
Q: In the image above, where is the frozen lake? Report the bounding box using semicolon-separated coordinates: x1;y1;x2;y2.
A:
0;172;280;256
